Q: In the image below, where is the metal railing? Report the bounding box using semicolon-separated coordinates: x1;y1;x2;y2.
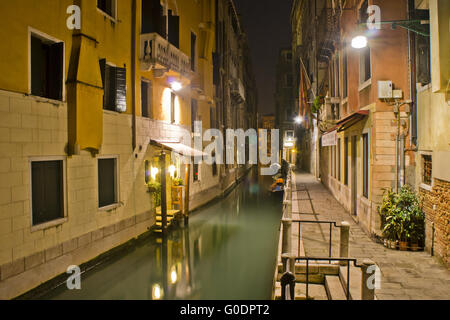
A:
292;220;343;260
281;256;376;300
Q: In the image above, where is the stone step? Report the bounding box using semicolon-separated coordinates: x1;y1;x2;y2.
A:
274;281;328;300
325;275;348;300
277;263;340;276
339;265;362;300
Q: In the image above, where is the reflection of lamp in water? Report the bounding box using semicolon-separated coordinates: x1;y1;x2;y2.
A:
169;165;176;178
152;284;163;300
170;266;178;284
151;167;159;180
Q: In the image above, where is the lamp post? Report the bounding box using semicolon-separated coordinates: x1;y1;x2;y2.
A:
159;150;167;234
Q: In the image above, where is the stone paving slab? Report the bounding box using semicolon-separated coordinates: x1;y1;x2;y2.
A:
292;172;450;300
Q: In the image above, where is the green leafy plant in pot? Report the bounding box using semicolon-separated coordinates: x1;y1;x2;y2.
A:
147;181;161;207
378;186;424;251
172;177;183;186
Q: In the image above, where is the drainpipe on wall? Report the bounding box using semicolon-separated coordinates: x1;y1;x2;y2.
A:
394;102;400;193
400;134;405;188
131;0;137;152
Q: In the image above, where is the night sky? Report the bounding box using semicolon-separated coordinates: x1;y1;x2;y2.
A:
235;0;293;116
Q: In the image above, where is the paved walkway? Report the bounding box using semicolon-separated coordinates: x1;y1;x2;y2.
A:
291;172;450;300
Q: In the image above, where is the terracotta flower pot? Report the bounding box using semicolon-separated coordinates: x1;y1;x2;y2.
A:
399;241;408;251
410;241;420;252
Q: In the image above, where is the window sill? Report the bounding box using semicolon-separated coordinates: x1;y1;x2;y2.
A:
103;109;120;115
31;217;68;233
99;203;121;212
419;183;433;192
28;94;65;106
358;78;372;92
97;8;117;23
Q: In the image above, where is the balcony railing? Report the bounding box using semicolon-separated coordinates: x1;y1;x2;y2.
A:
140;33;191;78
230;78;245;103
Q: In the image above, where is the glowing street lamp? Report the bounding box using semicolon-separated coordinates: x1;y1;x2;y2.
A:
295;116;303;124
351;35;368;49
171;81;183;92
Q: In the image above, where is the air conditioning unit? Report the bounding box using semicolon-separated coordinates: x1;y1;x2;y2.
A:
378;81;393;99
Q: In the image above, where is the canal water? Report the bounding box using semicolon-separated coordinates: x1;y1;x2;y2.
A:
41;168;283;300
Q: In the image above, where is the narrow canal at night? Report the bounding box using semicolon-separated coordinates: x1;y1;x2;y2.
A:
40;168;283;300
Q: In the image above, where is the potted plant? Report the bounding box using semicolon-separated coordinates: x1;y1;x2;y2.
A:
172;177;183;186
378;186;424;251
147;181;161;207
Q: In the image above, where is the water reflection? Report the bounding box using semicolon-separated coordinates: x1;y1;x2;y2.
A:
42;168;282;300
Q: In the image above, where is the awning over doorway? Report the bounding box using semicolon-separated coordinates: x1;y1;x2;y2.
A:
150;139;206;157
325;110;369;134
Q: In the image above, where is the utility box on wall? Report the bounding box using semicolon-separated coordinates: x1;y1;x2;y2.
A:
378;81;393;99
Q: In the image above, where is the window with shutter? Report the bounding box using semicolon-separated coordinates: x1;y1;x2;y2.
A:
115;67;127;113
31;160;64;226
99;60;126;113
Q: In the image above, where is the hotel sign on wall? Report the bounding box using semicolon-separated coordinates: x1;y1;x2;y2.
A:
322;130;337;146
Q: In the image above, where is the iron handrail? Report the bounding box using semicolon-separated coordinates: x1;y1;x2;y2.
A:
281;256;363;300
292;220;343;259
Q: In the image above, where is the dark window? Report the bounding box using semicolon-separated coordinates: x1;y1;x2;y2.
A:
212;152;217;176
360;46;371;83
210;107;215;128
97;0;115;18
141;80;152;118
422;155;432;186
333;146;336;178
144;160;150;184
286;74;293;87
141;0;166;37
191;99;198;132
363;134;369;198
416;34;431;86
193;158;200;182
98;158;117;208
342;47;348;98
171;92;176;123
359;1;371;84
99;59;127;112
31;35;63;101
337;138;341;181
31;160;64;226
168;10;180;48
344;137;349;185
359;0;369;23
191;32;197;71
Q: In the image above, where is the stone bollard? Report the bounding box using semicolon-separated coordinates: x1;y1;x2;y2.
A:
280;271;296;300
361;259;376;300
283;200;292;219
281;253;296;274
281;218;292;255
339;221;350;265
